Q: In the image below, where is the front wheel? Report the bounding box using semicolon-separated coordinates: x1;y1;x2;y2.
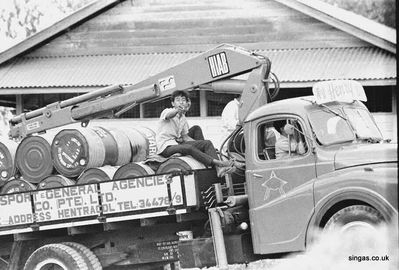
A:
324;205;384;233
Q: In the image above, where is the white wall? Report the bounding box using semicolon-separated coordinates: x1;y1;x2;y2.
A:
372;113;397;142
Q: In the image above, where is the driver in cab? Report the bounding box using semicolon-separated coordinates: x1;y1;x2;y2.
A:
274;120;305;159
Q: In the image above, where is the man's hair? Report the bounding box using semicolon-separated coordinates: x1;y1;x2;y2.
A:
274;120;286;132
170;90;189;102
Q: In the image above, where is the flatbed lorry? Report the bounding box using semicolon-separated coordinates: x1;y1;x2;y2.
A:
0;44;397;270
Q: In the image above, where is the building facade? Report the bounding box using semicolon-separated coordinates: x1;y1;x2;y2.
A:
0;0;396;144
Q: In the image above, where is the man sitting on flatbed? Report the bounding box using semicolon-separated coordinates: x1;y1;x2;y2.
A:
156;90;236;177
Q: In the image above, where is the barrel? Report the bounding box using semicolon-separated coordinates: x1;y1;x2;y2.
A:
107;128;132;165
0;138;18;184
0;178;36;194
117;127;156;162
91;127;118;165
156;156;206;174
77;166;119;184
51;128;106;178
16;134;55;183
113;162;155;180
132;127;157;156
38;175;75;189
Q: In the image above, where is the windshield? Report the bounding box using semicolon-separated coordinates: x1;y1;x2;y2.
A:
309;109;354;145
309;105;383;145
343;107;383;141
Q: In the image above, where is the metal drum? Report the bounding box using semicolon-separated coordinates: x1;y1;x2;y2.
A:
91;127;118;166
38;175;75;189
132;127;157;157
156;156;206;174
107;128;132;166
0;138;18;184
113;162;155;180
51;128;106;178
77;166;119;184
0;178;36;194
117;127;154;162
16;134;55;184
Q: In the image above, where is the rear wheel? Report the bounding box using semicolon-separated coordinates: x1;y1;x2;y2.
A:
62;242;102;270
24;243;89;270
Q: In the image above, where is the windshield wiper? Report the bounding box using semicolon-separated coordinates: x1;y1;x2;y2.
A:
319;104;348;121
357;136;383;144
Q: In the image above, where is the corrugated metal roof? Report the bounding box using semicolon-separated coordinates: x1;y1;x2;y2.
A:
0;47;395;90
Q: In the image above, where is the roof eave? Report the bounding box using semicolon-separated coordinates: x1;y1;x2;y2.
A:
0;0;120;66
274;0;396;54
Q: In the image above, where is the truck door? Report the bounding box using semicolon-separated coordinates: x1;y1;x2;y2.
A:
245;116;316;254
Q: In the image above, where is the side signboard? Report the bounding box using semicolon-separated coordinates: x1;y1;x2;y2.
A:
0;173;187;231
100;175;184;214
33;184;100;222
0;192;33;226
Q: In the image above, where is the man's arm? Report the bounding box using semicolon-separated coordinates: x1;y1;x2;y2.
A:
161;106;187;120
276;137;297;152
161;108;179;120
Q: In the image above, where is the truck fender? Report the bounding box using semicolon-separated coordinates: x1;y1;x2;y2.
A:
305;187;398;245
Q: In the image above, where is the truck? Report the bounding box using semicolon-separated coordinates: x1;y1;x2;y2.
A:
0;44;397;270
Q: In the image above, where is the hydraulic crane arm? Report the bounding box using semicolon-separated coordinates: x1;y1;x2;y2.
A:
9;44;272;139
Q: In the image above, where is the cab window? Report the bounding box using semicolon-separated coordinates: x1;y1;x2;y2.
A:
258;118;308;160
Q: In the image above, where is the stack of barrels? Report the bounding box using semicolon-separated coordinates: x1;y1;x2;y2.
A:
0;125;170;194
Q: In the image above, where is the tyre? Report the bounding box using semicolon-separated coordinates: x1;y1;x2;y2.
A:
62;242;102;270
324;205;384;233
24;243;89;270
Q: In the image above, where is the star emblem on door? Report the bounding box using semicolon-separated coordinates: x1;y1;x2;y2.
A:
261;171;287;201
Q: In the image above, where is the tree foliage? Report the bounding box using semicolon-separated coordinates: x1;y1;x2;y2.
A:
0;0;93;41
321;0;396;28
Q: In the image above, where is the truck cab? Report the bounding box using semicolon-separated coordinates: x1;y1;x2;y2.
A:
242;83;397;255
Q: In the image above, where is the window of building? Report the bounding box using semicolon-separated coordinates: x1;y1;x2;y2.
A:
142;91;200;118
118;105;140;118
207;92;240;116
273;88;312;101
185;91;200;117
0;95;16;108
364;86;393;112
22;93;80;112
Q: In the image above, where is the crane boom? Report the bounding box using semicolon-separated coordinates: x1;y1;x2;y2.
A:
9;44;271;139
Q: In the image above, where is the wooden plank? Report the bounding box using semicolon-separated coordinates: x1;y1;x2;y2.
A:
52;25;349;45
63;24;282;39
62;18;333;39
26;39;368;57
73;16;289;31
94;7;301;21
46;30;360;50
0;0;120;65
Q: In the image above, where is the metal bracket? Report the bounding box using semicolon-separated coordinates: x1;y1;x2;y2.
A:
30;223;40;231
166;206;176;215
97;216;106;223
